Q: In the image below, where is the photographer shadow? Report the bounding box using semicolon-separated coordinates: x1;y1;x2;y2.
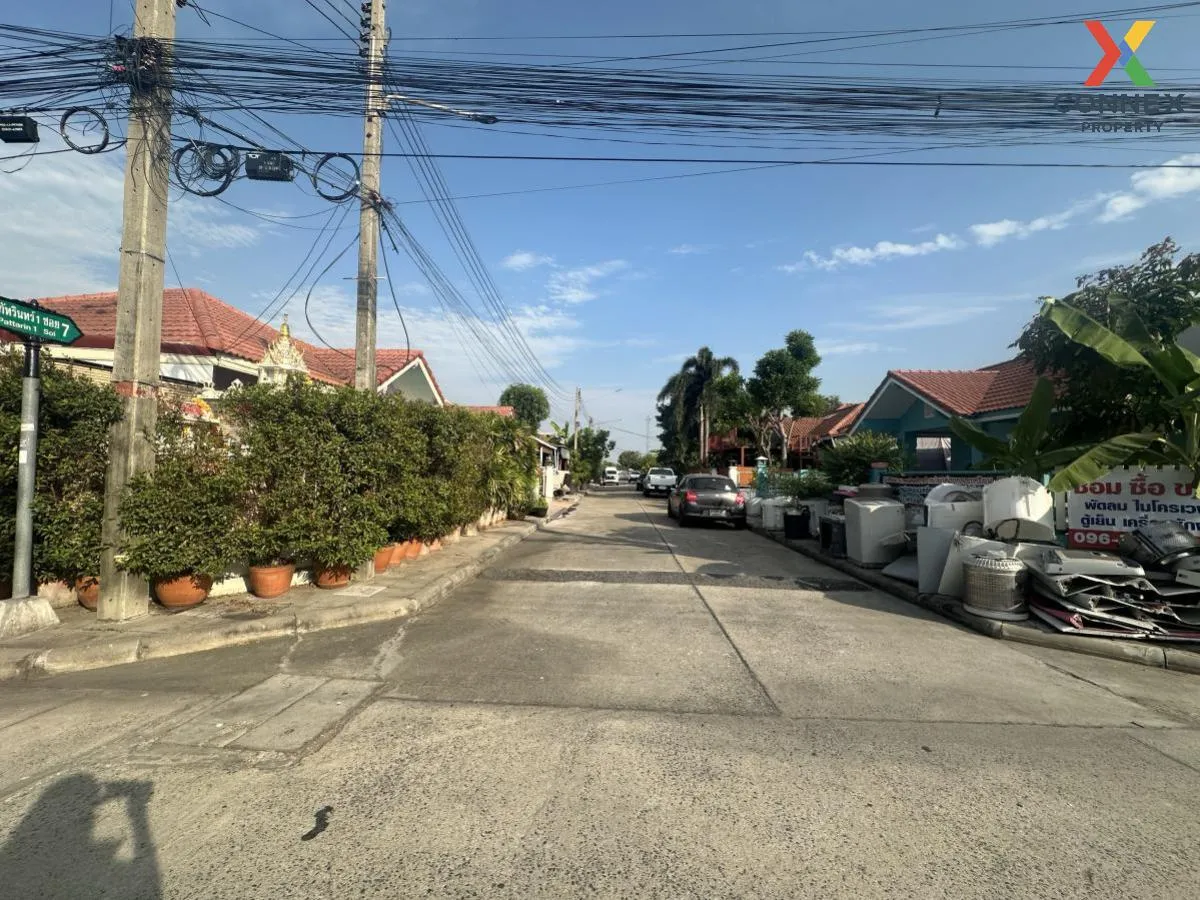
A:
0;773;162;899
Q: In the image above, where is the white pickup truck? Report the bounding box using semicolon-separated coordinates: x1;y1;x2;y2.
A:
641;467;678;497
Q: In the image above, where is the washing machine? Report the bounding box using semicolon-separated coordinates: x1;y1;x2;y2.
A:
844;498;906;567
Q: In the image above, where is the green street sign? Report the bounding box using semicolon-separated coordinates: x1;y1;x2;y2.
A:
0;296;82;345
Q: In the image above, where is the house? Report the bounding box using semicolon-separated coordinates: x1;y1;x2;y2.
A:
0;288;446;404
707;401;863;468
850;357;1040;471
534;435;570;500
461;405;515;417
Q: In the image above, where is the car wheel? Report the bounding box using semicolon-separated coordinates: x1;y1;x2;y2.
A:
733;520;747;530
677;512;689;527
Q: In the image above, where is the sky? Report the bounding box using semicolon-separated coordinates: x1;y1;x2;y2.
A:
5;1;1200;454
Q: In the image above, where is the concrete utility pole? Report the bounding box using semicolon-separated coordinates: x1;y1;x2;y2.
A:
573;387;581;456
97;0;177;622
354;0;387;391
645;416;651;454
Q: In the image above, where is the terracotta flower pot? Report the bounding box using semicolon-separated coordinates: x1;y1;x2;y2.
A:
75;577;100;611
154;574;213;610
313;565;352;590
404;539;422;560
390;542;408;566
373;545;394;574
248;563;295;600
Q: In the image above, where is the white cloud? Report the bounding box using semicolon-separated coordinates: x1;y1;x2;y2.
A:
547;259;629;304
816;339;885;356
0;136;264;296
843;304;997;332
1099;153;1200;223
668;243;711;256
501;250;554;271
970;209;1075;247
784;233;962;272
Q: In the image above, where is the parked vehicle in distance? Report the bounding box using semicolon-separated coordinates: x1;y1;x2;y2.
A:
667;475;746;528
602;466;621;485
628;470;643;486
642;467;678;497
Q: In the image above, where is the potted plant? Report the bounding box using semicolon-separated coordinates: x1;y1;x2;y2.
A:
234;523;298;600
302;505;387;589
35;491;105;610
117;417;241;610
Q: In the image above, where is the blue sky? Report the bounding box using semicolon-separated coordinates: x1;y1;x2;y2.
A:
5;1;1200;453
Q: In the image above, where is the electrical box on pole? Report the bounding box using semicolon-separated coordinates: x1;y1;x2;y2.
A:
0;116;39;143
245;151;295;182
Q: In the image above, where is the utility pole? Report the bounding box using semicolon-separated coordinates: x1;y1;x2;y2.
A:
645;416;651;454
573;387;581;456
97;0;177;622
354;0;387;391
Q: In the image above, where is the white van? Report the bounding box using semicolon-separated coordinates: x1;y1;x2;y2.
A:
602;466;620;485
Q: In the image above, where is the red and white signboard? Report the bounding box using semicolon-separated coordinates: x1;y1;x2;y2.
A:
1066;466;1200;549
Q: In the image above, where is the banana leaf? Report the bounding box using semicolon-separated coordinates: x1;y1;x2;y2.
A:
1046;433;1161;492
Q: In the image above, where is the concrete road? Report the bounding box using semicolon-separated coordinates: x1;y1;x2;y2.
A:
1;488;1198;899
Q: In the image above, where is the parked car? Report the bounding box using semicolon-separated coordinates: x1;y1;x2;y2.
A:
667;475;747;528
628;470;643;486
602;466;620;485
642;467;677;497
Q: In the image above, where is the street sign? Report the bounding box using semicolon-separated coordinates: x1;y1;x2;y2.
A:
0;296;82;345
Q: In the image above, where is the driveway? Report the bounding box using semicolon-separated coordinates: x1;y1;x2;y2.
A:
0;488;1198;898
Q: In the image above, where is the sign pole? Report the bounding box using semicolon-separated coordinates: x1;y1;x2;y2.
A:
11;337;40;600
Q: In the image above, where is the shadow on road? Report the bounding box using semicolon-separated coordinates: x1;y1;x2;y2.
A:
0;773;162;899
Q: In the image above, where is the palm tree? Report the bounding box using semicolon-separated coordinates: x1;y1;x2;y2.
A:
658;347;739;466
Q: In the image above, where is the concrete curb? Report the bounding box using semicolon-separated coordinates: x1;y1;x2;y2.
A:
751;525;1200;677
4;503;579;682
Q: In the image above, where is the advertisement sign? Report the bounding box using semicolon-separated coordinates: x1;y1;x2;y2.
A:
1066;466;1200;549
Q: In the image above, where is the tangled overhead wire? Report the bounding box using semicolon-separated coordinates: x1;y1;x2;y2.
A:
172;140;237;195
59;107;115;154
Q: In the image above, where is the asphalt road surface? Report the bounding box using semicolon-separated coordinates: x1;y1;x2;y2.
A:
1;487;1198;898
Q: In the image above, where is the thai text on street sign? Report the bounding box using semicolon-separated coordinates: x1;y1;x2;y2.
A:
0;296;82;344
1066;466;1200;549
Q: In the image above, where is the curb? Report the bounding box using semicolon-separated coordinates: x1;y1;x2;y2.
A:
751;524;1200;677
5;507;578;682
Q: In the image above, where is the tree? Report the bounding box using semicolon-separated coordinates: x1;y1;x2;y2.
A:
617;450;643;470
747;330;824;464
657;347;739;466
571;427;615;485
1039;298;1200;497
498;384;550;432
1014;237;1200;443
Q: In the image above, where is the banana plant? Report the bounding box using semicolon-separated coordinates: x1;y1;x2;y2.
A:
1038;297;1200;497
948;376;1096;479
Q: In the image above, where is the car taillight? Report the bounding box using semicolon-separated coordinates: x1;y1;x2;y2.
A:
735;491;746;506
685;490;697;503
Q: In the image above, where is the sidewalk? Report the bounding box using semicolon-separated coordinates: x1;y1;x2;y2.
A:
751;524;1200;677
0;499;579;681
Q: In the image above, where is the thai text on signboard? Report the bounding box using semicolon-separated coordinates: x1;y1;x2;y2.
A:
1066;466;1200;549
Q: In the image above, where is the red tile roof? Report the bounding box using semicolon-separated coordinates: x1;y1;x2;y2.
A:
3;289;435;392
462;405;516;417
889;357;1040;416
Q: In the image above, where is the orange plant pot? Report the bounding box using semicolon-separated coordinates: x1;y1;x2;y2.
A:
404;539;422;560
248;563;295;600
313;565;352;590
390;542;407;566
75;577;100;611
154;574;213;610
373;545;394;574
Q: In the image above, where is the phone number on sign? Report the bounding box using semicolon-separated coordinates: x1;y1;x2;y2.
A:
1067;529;1124;549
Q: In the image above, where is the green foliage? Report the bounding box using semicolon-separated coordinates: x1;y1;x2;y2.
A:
117;408;242;582
1037;298;1200;496
571;426;615;485
819;431;905;487
617;450;644;470
747;330;824;464
777;470;834;501
498;383;550;432
0;350;121;581
657;346;739;466
1014;237;1200;443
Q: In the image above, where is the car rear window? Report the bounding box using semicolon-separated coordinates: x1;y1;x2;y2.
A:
691;477;735;491
649;468;674;476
